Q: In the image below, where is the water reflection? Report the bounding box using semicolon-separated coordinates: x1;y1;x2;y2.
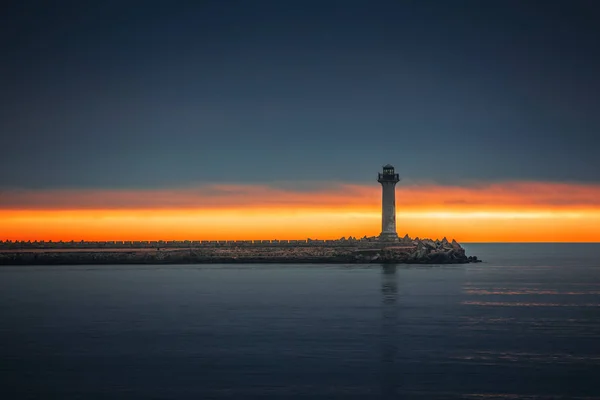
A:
381;264;398;398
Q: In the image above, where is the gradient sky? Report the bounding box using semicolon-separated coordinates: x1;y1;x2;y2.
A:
1;1;599;241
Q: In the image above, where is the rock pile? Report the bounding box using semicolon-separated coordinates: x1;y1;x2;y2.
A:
354;236;481;264
406;236;479;263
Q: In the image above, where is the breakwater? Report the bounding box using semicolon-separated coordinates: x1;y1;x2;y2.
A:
0;237;481;265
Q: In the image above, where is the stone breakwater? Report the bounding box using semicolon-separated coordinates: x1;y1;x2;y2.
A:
0;237;481;265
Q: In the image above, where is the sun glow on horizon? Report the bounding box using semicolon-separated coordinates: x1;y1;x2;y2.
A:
2;181;600;243
2;207;600;243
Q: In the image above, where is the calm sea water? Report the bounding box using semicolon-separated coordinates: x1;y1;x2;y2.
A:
1;243;599;399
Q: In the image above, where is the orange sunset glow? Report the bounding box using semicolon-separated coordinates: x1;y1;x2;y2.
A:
2;181;600;242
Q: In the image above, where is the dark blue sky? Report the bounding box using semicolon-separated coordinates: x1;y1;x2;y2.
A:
1;0;599;189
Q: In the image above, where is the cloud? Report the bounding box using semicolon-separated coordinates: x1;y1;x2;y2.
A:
1;181;600;211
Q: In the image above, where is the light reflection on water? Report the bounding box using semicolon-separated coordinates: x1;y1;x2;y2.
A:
462;301;600;307
464;289;600;295
0;243;599;399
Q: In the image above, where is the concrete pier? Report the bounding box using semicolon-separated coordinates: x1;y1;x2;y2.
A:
0;236;480;265
377;164;400;242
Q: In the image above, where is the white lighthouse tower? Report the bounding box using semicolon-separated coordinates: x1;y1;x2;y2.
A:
377;164;400;241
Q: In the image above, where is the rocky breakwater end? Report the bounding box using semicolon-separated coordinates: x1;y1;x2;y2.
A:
0;237;481;265
355;236;481;264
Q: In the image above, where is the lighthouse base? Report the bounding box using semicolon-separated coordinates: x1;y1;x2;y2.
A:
379;232;399;242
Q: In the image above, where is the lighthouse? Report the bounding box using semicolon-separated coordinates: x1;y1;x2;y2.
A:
377;164;400;241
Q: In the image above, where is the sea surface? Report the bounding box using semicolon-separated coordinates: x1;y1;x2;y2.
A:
1;243;600;399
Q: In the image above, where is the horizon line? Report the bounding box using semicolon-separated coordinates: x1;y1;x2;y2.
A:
2;239;600;244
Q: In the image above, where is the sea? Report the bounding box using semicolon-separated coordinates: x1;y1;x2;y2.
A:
1;243;599;399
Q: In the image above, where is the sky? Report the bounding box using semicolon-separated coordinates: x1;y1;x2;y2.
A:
1;0;599;241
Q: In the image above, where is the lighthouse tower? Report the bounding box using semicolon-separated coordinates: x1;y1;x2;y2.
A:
377;164;400;241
